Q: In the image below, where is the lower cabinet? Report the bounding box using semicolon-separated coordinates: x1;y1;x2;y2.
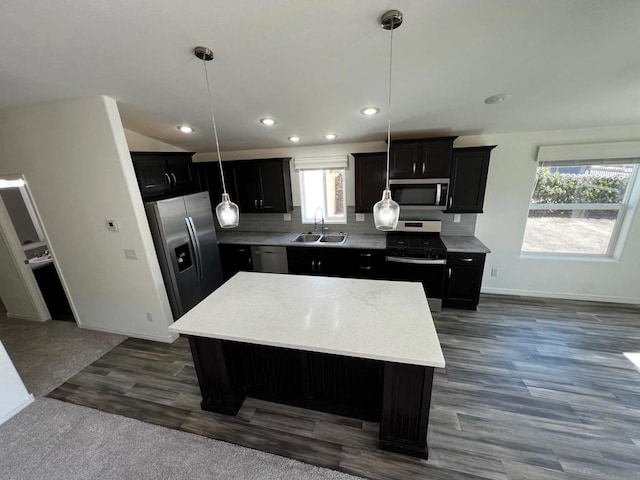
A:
443;253;486;310
218;244;253;281
287;247;385;279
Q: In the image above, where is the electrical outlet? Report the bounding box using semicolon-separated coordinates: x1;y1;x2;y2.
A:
490;268;498;277
125;249;138;260
453;214;461;223
283;213;292;221
356;213;365;222
106;220;119;232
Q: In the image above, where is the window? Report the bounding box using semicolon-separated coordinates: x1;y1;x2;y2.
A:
522;161;638;256
299;169;346;224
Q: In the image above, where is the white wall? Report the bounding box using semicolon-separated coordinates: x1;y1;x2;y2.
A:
199;125;640;304
0;96;177;342
0;340;33;425
458;125;640;303
124;129;187;153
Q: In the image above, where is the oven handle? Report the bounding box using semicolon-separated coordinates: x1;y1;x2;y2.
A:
385;256;446;265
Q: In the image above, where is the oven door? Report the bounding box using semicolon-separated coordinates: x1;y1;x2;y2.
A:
384;256;446;311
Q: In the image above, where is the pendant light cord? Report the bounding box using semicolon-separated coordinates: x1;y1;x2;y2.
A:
385;20;395;191
202;59;228;195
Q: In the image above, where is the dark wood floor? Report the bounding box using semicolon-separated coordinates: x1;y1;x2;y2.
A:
48;295;640;480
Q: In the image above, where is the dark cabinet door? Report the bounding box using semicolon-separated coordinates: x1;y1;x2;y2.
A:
345;249;385;279
286;247;316;274
390;143;421;178
233;163;261;213
389;137;456;179
133;155;170;197
166;156;194;193
287;247;349;277
218;244;254;281
131;152;196;199
443;253;486;310
258;160;287;212
446;146;495;213
354;152;387;213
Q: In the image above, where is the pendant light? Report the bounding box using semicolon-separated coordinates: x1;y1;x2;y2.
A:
373;10;403;231
194;46;239;229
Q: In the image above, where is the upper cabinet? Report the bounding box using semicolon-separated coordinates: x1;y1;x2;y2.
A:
131;152;197;199
354;152;387;213
200;158;293;214
445;146;496;213
389;137;457;179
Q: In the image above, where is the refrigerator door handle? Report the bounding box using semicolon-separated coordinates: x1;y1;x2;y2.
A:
185;217;203;280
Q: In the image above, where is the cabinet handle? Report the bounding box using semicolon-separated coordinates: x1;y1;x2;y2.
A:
171;173;177;187
460;258;474;262
311;260;316;272
422;162;426;176
360;266;372;270
164;173;171;186
448;267;452;279
318;260;322;272
248;256;252;266
449;196;453;208
412;162;416;175
254;199;258;208
359;253;372;257
260;199;264;208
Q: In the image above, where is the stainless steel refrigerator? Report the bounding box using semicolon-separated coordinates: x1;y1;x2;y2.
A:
145;192;224;320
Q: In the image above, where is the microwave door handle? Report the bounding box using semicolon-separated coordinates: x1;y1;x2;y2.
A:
436;183;442;205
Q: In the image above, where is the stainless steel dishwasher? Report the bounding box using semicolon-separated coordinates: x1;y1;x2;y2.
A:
250;246;288;274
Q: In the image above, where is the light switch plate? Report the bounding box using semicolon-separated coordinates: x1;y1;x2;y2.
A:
106;220;119;232
124;249;138;260
356;213;365;222
283;213;292;222
453;214;461;223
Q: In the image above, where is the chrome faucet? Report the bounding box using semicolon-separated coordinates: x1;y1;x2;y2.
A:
313;207;327;234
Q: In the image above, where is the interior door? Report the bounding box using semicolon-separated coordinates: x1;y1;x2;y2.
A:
184;193;224;297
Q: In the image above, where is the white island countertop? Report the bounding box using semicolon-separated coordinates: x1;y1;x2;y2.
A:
169;272;445;368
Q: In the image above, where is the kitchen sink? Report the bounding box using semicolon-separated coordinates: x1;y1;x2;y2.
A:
293;233;322;243
319;233;347;244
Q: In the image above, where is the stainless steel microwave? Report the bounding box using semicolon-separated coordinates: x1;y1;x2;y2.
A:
389;178;449;210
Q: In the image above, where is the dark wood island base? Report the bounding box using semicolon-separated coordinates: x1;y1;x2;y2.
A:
188;335;435;459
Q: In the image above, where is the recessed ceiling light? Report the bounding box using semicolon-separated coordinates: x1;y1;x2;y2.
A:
360;107;380;116
260;118;276;126
288;136;301;143
484;93;511;105
323;134;337;140
178;125;194;133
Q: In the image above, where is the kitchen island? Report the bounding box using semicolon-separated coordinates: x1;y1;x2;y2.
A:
169;271;445;458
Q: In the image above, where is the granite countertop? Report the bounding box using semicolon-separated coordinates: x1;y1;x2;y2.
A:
440;235;491;254
216;231;387;250
169;271;445;368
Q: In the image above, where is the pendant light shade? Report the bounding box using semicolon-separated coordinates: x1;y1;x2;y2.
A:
373;10;403;231
373;189;400;231
195;46;239;229
216;193;240;229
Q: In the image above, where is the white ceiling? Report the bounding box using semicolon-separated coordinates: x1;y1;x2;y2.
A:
2;0;640;152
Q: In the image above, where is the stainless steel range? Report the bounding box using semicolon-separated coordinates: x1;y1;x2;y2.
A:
385;220;447;311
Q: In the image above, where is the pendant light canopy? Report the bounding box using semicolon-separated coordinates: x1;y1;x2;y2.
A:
373;10;403;231
195;46;239;229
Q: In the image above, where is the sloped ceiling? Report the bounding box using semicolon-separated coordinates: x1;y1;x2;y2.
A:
1;0;639;151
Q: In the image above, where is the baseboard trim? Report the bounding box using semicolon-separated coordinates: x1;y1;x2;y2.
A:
480;287;640;305
6;312;41;322
0;393;35;426
79;324;178;343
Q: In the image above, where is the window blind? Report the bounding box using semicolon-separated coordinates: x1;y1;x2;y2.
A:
536;141;640;165
293;155;350;171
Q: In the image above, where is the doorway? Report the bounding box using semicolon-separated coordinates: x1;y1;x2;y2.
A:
0;176;74;322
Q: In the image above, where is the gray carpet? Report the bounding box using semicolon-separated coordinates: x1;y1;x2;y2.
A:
0;316;126;397
0;398;360;480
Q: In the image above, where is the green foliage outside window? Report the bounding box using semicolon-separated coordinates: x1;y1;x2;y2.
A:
532;168;630;204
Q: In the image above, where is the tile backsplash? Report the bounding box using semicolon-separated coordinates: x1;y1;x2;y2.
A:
216;206;477;236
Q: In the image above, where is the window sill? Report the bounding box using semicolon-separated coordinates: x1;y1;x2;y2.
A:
519;252;618;263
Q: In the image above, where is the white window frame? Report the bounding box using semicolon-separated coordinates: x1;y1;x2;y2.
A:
299;168;347;225
521;160;639;259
